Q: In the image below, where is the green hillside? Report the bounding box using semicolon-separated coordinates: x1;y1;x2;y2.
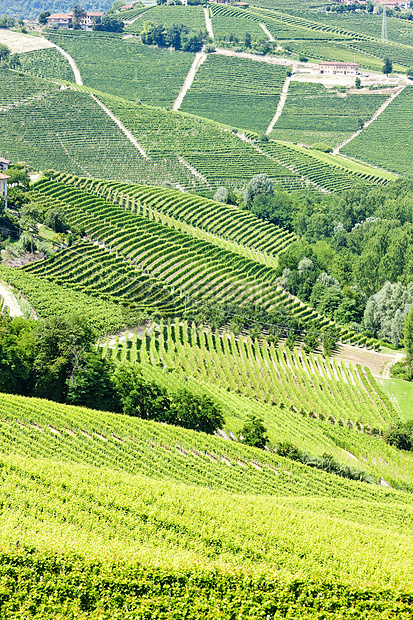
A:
342;86;413;175
44;31;195;107
0;386;413;617
126;4;206;34
270;82;389;148
2;4;413;617
181;54;289;133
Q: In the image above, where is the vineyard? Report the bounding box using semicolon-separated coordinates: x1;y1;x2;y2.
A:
125;4;206;35
44;32;195;107
342;86;413;175
208;3;267;43
180;54;289;133
25;178;323;323
270;81;389;147
9;174;381;352
3;7;413;616
18;47;75;82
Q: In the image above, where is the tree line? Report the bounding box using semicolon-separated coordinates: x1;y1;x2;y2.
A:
0;314;223;434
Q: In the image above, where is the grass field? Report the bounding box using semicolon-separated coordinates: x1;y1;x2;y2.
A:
379;378;413;422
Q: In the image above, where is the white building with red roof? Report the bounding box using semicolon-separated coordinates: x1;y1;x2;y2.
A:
0;157;10;172
0;173;10;205
47;11;105;30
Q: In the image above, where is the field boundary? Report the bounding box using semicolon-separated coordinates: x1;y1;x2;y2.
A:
172;51;207;111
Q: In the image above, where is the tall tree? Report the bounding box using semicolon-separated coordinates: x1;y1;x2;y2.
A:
72;4;87;29
383;57;393;76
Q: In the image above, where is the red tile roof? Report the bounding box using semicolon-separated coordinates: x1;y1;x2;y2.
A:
0;173;10;180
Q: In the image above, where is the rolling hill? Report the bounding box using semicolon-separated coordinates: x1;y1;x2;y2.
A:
1;5;413;617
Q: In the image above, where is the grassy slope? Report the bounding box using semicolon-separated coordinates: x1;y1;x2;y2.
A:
379;378;413;422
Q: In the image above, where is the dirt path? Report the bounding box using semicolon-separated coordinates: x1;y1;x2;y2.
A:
259;23;274;42
49;42;83;85
215;47;296;68
266;75;291;135
172;51;207;111
0;281;23;318
333;343;404;378
90;93;149;159
204;7;214;40
334;85;405;155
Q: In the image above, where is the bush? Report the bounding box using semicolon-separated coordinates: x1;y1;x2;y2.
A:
240;414;268;449
384;422;413;451
312;143;333;153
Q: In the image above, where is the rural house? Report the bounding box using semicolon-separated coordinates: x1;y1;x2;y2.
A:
319;61;359;75
0;157;10;172
47;12;105;30
0;173;10;205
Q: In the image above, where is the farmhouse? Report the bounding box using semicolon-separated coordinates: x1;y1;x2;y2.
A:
379;0;409;7
47;12;105;30
0;173;10;205
319;61;359;75
0;157;10;172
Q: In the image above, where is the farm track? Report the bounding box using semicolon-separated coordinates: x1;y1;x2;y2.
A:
49;42;83;85
259;23;275;42
266;75;291;135
204;7;214;40
0;281;23;318
172;51;207;111
90;93;150;159
334;85;406;155
333;344;404;379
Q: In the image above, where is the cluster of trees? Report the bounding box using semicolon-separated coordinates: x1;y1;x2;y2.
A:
326;1;374;12
92;13;124;32
141;20;207;52
0;314;224;433
0;16;16;28
276;441;376;483
239;175;413;340
0;44;20;69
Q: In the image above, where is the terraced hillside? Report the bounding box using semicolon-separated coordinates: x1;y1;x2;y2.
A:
342;86;413;176
95;91;389;192
3;67;378;193
5;175;379;350
26;178;326;323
